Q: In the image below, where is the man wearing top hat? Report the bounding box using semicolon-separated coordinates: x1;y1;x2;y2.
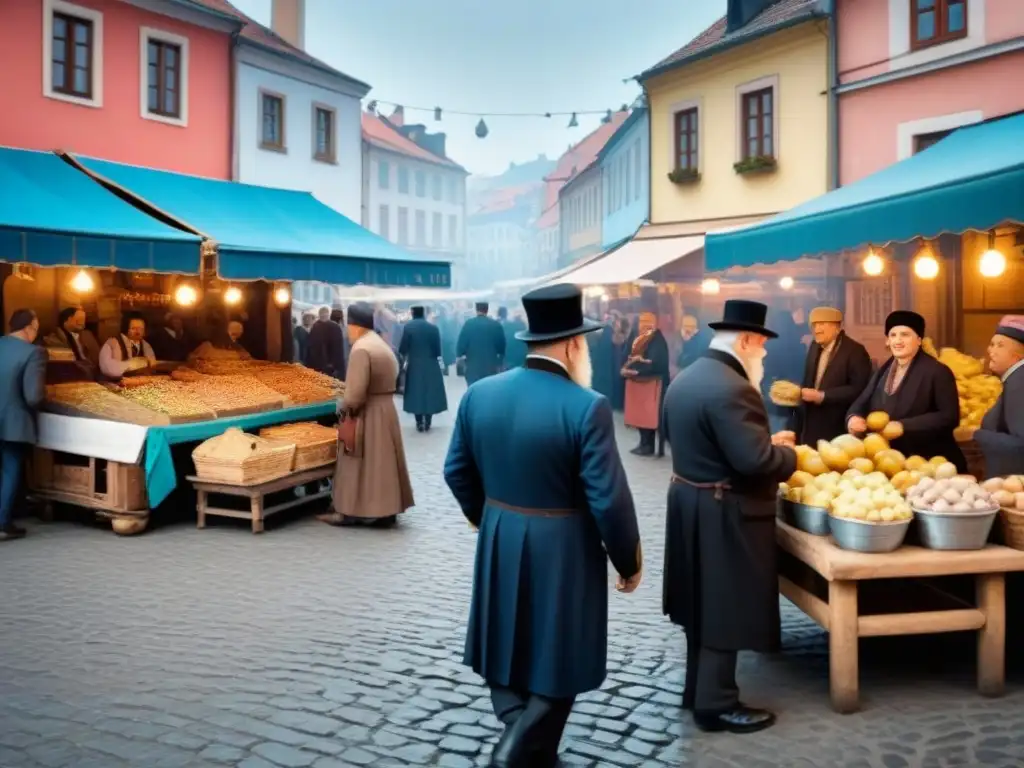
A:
662;300;797;734
974;315;1024;477
398;306;448;433
457;302;506;385
794;306;873;445
444;284;642;767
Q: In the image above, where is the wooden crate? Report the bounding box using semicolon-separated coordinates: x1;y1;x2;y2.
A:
28;448;148;513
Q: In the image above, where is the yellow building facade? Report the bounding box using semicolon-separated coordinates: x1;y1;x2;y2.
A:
645;22;829;227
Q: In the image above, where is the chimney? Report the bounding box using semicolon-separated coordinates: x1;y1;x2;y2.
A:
271;0;306;50
390;106;405;127
726;0;775;34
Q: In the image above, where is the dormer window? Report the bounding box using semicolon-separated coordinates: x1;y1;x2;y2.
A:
911;0;967;51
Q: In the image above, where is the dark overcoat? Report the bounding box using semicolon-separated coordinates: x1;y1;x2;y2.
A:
457;315;506;385
795;331;873;445
974;365;1024;477
662;350;797;652
847;352;967;472
439;316;458;366
501;319;528;369
444;358;642;699
398;318;448;416
0;337;47;444
307;319;346;380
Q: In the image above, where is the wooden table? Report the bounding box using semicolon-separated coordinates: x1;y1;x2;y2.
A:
777;521;1024;713
188;465;333;534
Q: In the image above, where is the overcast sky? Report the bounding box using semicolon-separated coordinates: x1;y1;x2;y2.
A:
229;0;726;176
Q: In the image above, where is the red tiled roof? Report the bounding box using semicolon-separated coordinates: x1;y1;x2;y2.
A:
188;0;369;89
642;0;822;79
534;112;629;229
361;113;464;171
472;183;540;215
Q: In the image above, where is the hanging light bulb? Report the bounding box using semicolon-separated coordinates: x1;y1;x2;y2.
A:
862;248;885;276
174;283;198;307
913;254;940;280
223;286;243;306
70;269;94;293
433;106;442;121
274;285;291;307
779;276;794;290
475;118;489;138
700;278;721;295
979;248;1006;278
567;112;579;128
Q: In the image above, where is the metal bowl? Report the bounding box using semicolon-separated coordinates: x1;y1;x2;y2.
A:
778;497;830;536
828;514;910;553
912;507;998;551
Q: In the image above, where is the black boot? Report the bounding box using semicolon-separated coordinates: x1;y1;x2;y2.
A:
630;430;654;456
423;415;432;432
490;697;554;768
415;416;424;432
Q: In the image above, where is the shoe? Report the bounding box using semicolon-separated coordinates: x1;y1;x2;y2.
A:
693;705;776;734
0;524;27;542
489;697;553;767
630;445;654;457
416;423;424;432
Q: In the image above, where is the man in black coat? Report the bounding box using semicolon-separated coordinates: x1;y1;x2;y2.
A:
498;306;527;370
795;306;873;446
398;306;448;432
662;300;797;734
293;312;313;364
307;307;347;380
457;302;506;385
969;315;1024;477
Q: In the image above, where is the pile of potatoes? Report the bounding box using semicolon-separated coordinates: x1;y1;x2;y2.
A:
981;476;1024;511
906;476;998;514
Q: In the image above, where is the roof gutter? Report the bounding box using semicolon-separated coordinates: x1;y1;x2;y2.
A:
637;11;827;84
825;0;840;190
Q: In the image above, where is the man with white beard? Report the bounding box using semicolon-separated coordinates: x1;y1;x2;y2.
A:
661;300;797;735
444;283;643;768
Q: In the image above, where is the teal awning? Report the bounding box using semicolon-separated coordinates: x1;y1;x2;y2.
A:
705;112;1024;270
0;147;201;272
67;154;451;287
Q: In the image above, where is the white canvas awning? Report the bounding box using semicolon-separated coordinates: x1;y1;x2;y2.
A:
332;286;492;302
548;234;704;286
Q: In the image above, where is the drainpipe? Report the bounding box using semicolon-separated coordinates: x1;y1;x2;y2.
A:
642;85;653;225
825;0;840;190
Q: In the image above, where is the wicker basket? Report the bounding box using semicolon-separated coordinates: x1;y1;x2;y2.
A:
192;427;295;485
999;506;1024;550
958;437;986;480
260;422;337;471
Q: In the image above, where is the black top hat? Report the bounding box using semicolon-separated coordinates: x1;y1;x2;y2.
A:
708;300;777;339
516;284;603;343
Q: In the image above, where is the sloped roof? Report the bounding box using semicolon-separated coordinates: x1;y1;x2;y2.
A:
535;112;630;229
361;113;465;171
640;0;824;81
471;183;540;216
189;0;370;90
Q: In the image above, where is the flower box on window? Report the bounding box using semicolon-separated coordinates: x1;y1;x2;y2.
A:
667;167;701;185
734;155;777;176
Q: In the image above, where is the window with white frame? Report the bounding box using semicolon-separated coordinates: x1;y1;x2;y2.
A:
735;76;779;162
448;215;458;248
378;204;390;240
140;27;188;125
44;0;103;107
397;207;409;244
432;212;443;247
415;210;427;246
398;166;409;194
378;160;390;190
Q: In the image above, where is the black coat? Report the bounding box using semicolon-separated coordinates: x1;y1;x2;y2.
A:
292;326;310;364
975;365;1024;477
398;318;448;416
457;315;506;385
676;329;711;371
662;350;797;652
796;332;873;446
847;352;967;472
307;320;346;380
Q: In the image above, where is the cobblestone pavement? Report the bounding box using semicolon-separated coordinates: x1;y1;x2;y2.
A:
2;377;1024;768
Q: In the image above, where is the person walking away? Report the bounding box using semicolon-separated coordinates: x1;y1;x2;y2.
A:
457;302;506;385
0;309;47;541
498;306;527;370
846;310;966;472
399;306;447;432
794;307;873;445
307;306;346;380
974;316;1024;477
445;284;642;767
622;311;670;457
662;300;797;733
319;303;413;527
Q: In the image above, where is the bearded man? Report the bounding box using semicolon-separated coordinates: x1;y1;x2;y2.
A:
662;300;797;734
975;315;1024;477
444;283;642;768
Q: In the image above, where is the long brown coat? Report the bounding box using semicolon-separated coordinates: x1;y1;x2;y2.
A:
333;331;414;519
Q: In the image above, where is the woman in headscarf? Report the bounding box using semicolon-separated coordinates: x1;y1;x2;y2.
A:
847;310;966;472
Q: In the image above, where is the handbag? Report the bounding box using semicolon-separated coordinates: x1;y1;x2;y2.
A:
337;414;358;455
396;360;407;395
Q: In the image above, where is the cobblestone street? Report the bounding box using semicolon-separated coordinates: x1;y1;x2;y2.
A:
1;378;1023;768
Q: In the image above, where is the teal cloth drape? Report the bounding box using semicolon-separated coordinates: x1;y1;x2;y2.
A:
144;402;338;507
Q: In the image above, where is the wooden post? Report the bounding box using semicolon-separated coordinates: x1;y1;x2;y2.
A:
976;572;1005;697
196;490;207;529
251;496;264;534
828;580;859;713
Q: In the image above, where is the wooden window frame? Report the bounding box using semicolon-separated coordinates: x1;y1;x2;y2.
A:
51;12;93;99
910;0;968;51
44;0;104;108
312;103;336;163
259;90;287;152
741;87;775;160
673;107;699;172
142;29;187;124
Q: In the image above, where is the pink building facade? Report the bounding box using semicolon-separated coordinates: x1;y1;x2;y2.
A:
837;0;1024;184
0;0;239;179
